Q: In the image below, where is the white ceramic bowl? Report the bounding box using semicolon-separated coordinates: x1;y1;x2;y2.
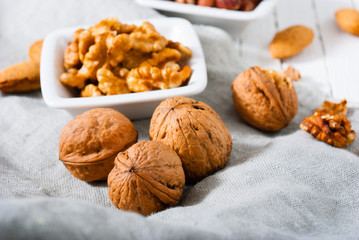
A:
40;17;207;119
135;0;279;37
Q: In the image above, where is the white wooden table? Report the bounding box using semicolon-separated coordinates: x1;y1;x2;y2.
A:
237;0;359;105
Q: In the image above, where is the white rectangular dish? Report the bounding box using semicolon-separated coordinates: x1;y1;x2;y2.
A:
40;17;207;119
135;0;279;37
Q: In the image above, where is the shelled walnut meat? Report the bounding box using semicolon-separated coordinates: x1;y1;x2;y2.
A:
108;141;185;216
60;17;192;97
232;66;299;131
59;108;138;182
300;99;356;148
149;96;232;183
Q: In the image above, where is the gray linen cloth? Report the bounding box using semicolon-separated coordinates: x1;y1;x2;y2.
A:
1;0;359;239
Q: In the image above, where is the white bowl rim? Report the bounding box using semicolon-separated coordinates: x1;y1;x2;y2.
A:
135;0;279;21
40;17;207;110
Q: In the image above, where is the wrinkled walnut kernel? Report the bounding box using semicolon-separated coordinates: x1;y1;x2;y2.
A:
300;114;355;148
315;99;347;117
59;17;192;96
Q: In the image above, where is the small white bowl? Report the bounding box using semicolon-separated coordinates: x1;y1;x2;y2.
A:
135;0;279;37
40;17;207;119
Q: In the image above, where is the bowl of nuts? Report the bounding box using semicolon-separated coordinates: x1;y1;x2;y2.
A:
135;0;279;37
40;17;207;119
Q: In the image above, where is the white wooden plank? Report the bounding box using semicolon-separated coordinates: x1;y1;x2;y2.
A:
276;0;331;96
238;11;281;71
315;0;359;103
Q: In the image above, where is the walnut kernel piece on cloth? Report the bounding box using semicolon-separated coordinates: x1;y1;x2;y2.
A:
315;99;347;117
108;141;185;216
300;114;355;148
300;99;355;148
59;17;192;96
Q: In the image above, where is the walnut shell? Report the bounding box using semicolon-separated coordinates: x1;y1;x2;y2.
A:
232;66;298;131
59;108;137;182
149;96;232;183
108;141;185;215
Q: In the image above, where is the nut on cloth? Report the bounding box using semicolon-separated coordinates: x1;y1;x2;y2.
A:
232;66;298;132
59;108;138;182
108;141;185;215
149;96;232;183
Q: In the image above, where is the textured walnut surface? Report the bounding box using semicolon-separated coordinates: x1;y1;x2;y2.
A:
149;96;232;183
232;66;298;132
59;108;137;163
108;141;185;216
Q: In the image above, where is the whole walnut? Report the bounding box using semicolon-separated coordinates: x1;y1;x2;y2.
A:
149;96;232;183
108;141;185;215
59;108;137;182
232;66;298;131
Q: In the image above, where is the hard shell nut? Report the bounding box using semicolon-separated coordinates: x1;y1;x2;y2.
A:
232;66;298;131
149;96;232;183
198;0;215;6
216;0;242;10
269;25;314;59
335;9;359;36
0;61;40;93
59;108;138;182
108;141;185;216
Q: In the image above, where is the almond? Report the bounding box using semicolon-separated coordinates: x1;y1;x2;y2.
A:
335;9;359;36
28;40;43;63
0;61;40;93
269;25;314;59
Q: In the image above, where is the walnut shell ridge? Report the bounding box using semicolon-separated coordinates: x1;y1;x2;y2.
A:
149;96;232;183
59;108;137;182
232;66;298;132
108;141;185;216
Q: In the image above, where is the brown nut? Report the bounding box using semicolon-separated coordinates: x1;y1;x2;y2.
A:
28;40;43;63
300;114;355;148
59;108;138;182
149;96;232;183
232;66;298;131
108;141;185;216
269;25;314;59
0;61;40;93
315;99;347;117
198;0;215;7
281;66;301;82
216;0;241;10
335;9;359;36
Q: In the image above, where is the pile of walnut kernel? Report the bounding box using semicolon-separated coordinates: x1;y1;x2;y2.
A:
60;17;192;97
173;0;262;11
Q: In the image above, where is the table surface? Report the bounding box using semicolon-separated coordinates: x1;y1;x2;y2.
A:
236;0;359;105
